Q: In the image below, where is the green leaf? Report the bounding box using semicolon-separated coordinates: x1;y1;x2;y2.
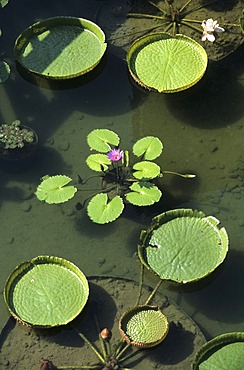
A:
125;181;162;206
35;175;77;204
193;332;244;370
86;153;111;172
133;161;160;180
87;193;124;224
4;256;89;327
87;129;120;152
240;10;244;32
0;60;10;84
127;33;208;93
133;136;163;160
14;17;107;79
139;209;229;283
119;306;169;348
0;0;9;8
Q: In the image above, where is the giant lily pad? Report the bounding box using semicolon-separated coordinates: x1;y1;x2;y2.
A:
119;305;169;348
35;175;77;204
14;16;107;80
4;256;89;327
193;332;244;370
138;208;228;283
127;33;208;93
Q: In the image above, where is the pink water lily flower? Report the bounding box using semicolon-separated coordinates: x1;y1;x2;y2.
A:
201;18;225;42
107;148;124;162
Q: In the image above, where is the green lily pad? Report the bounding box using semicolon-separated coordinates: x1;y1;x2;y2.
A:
0;60;10;83
125;181;162;206
14;16;107;79
119;305;169;348
133;161;161;180
133;136;163;160
127;33;208;93
87;193;124;224
0;0;9;8
35;175;77;204
86;153;111;172
193;332;244;370
4;255;89;327
138;209;228;283
87;129;120;152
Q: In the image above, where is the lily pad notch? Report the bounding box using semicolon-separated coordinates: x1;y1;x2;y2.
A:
127;33;208;93
14;16;107;80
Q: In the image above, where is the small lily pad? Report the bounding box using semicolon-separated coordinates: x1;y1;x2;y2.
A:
133;161;161;180
127;33;208;93
139;209;228;283
119;305;169;348
86;153;111;172
87;129;120;152
4;255;89;327
35;175;77;204
125;181;162;206
87;193;124;224
14;16;107;79
133;136;163;160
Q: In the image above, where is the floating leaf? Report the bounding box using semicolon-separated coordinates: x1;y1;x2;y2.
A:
87;193;124;224
240;10;244;33
0;60;10;84
133;161;160;180
86;153;111;172
127;33;208;93
133;136;163;160
193;332;244;370
35;175;77;204
125;181;162;206
119;305;169;348
87;129;120;152
139;209;229;283
0;0;9;8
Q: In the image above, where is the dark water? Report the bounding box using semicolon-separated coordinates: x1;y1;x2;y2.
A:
0;0;244;357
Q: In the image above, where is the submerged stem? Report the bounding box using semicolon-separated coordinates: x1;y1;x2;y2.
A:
144;279;163;305
179;0;193;13
136;263;144;306
76;330;105;364
128;12;168;21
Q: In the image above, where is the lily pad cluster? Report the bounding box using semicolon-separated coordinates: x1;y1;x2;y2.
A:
35;129;167;224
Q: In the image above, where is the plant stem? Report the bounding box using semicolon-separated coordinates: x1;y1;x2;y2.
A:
179;0;193;13
162;170;196;178
58;365;101;369
128;12;168;21
109;22;169;41
116;342;131;361
148;0;169;16
136;263;144;306
144;279;163;305
76;330;105;364
181;20;202;33
182;18;203;24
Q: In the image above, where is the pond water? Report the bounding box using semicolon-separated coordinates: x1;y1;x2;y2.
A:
0;0;244;367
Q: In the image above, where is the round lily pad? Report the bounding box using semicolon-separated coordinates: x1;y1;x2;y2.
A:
35;175;77;204
119;305;169;348
14;16;107;80
4;256;89;327
138;209;229;283
193;332;244;370
127;33;208;93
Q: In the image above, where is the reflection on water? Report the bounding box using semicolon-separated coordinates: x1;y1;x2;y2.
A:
0;0;244;360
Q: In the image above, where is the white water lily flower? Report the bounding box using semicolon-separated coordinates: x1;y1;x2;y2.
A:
201;18;225;42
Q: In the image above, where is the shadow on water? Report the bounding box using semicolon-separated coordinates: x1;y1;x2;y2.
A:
165;44;244;129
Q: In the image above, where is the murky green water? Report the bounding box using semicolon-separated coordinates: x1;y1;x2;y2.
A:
0;0;244;367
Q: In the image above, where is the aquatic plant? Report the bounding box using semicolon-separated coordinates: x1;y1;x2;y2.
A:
0;0;11;83
0;120;35;149
128;0;243;40
35;129;195;224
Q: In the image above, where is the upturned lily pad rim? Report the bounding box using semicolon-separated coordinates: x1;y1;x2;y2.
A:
127;32;208;93
14;16;107;80
119;305;169;348
192;332;244;369
4;255;89;328
138;208;229;284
